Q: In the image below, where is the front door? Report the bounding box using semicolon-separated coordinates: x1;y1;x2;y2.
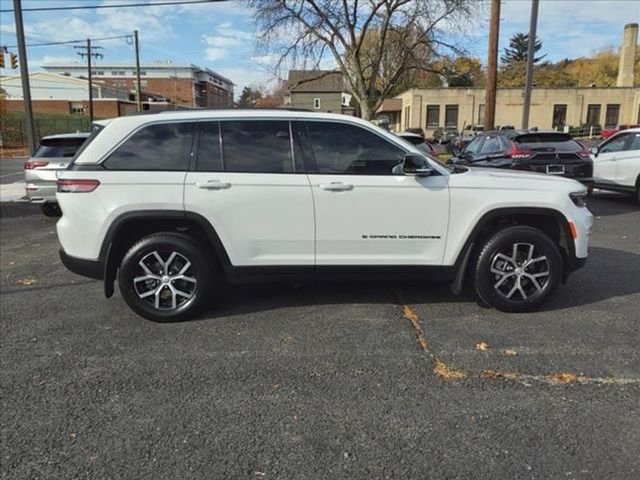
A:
302;120;449;266
594;132;631;186
614;131;640;187
184;120;314;267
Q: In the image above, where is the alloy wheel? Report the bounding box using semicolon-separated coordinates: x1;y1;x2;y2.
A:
489;242;550;301
133;250;197;310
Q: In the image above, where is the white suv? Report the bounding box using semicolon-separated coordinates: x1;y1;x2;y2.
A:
591;127;640;203
56;110;593;322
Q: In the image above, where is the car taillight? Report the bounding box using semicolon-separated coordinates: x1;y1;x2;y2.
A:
507;142;531;160
24;161;49;170
57;179;100;193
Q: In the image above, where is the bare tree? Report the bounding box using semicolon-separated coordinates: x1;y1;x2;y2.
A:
250;0;476;119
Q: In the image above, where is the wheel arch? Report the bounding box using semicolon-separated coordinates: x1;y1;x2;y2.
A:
101;210;230;298
450;207;575;295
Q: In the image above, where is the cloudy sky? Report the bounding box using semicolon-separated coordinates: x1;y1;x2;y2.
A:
0;0;637;97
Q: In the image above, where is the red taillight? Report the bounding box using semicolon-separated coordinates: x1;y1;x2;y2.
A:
57;179;100;193
24;161;49;170
508;142;531;160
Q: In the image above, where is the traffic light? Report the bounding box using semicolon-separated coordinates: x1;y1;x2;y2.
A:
0;51;4;69
10;52;18;69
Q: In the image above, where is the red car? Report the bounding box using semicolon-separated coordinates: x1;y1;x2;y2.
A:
600;124;640;140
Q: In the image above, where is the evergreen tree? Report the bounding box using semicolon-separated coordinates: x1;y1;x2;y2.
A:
501;32;545;67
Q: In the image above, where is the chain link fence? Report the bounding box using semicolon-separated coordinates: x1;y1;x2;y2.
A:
1;113;91;148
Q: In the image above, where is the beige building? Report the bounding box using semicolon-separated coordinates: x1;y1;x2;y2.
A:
389;86;639;135
285;70;356;115
380;22;639;136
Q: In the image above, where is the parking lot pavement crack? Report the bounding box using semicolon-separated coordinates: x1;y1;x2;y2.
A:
391;287;640;386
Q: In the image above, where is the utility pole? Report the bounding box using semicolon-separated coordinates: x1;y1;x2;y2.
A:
521;0;539;130
74;40;103;122
134;30;143;111
484;0;501;131
13;0;36;154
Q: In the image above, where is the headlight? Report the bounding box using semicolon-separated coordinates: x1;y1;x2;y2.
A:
569;191;588;208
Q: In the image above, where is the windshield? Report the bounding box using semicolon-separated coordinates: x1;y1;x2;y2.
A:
33;138;86;158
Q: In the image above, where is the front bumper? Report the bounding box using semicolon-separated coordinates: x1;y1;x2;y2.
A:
59;249;103;280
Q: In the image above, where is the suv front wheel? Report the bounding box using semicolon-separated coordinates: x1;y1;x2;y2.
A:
118;233;213;322
473;226;563;312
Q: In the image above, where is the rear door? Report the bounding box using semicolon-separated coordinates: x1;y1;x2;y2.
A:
183;119;314;267
303;120;449;266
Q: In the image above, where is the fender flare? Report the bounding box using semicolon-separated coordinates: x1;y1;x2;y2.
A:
449;207;575;295
101;210;231;298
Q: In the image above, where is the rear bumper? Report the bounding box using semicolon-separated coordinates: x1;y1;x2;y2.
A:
26;182;57;203
59;249;103;280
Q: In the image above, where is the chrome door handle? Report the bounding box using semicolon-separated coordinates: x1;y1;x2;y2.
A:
320;182;354;191
196;180;231;190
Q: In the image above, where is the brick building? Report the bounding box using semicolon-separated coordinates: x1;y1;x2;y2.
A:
42;61;234;108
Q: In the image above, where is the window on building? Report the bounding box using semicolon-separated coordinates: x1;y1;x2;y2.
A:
478;104;485;125
117;71;125;76
605;104;620;128
140;71;147;76
313;98;321;110
306;121;405;175
585;104;601;126
552;104;567;129
444;105;458;128
94;71;104;76
104;122;194;171
426;105;440;128
111;71;119;75
221;121;294;173
404;106;411;129
69;102;84;115
196;122;222;171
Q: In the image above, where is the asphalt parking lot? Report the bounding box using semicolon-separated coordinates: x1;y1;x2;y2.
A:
1;193;639;479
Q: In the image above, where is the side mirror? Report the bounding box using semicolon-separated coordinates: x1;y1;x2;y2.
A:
403;154;433;176
589;146;599;156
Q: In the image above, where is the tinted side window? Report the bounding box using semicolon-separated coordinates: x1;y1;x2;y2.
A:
104;122;194;170
465;136;483;154
196;122;222;171
221;121;293;173
480;136;502;154
628;133;640;151
600;134;630;154
306;121;404;175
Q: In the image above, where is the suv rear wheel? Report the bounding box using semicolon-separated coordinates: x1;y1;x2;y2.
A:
118;233;213;322
473;226;562;312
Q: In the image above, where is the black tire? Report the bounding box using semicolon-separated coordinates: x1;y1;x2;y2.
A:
118;233;214;322
472;226;563;313
41;203;61;217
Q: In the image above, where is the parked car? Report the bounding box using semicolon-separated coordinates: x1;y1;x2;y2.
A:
397;131;438;157
449;131;593;185
432;127;459;144
404;127;425;138
24;132;90;216
449;125;485;153
56;110;592;321
600;124;640;140
591;127;640;203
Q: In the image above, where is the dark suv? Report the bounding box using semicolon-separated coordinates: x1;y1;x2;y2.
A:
449;131;593;184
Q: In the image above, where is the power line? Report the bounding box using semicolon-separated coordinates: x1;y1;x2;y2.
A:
1;0;228;13
4;34;133;49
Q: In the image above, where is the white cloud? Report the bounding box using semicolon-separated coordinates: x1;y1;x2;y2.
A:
202;35;242;48
205;48;229;61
